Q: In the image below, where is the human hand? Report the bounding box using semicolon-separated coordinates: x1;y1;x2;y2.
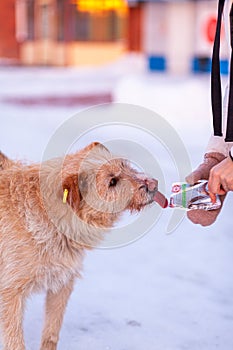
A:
208;157;233;203
185;152;226;226
186;152;226;184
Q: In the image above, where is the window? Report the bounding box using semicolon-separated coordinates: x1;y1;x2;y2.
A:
57;0;65;41
73;8;127;42
27;0;35;40
55;0;128;43
75;11;90;41
41;4;50;39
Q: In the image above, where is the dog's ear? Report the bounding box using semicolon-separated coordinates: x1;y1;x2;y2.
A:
0;151;14;170
80;142;110;156
62;174;81;211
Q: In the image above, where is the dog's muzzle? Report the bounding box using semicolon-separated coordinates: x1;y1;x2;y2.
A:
142;178;168;208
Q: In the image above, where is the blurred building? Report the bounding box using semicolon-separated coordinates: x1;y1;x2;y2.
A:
0;0;228;74
128;0;228;74
14;0;128;66
0;0;19;63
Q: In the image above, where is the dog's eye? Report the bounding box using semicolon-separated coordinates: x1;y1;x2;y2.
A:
109;177;118;187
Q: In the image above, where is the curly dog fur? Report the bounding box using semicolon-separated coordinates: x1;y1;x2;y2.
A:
0;142;159;350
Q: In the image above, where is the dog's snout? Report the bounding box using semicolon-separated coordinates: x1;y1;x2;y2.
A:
140;178;158;193
145;178;158;193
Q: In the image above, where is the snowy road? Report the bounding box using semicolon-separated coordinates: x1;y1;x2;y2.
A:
0;57;233;350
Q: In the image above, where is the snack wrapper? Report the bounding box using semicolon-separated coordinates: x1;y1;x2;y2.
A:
169;180;221;211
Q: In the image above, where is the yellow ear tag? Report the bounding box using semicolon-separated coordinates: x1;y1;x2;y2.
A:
63;189;69;204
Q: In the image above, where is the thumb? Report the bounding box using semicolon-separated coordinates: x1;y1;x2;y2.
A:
185;169;202;185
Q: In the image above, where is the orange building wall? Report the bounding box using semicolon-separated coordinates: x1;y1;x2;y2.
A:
0;0;19;61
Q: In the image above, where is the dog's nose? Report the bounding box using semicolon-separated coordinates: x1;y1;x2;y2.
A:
145;178;158;193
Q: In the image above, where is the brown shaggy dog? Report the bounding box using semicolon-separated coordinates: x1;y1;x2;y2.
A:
0;142;164;350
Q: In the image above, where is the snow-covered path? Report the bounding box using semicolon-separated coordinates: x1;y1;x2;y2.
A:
0;57;233;350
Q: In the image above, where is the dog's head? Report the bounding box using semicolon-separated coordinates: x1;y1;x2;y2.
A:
61;142;167;229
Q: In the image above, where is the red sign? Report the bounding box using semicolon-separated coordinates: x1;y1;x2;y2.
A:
205;16;224;44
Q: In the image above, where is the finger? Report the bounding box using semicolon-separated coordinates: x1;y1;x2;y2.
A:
208;187;226;205
218;187;227;195
208;170;221;195
208;192;217;204
217;188;227;196
185;170;202;185
208;177;226;196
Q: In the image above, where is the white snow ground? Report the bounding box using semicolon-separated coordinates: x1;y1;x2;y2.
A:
0;55;233;350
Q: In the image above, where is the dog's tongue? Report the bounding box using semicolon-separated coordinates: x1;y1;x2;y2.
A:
153;191;168;208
